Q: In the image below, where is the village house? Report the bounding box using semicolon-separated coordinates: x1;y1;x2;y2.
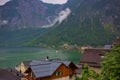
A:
79;37;120;73
79;48;110;73
16;59;78;80
0;68;21;80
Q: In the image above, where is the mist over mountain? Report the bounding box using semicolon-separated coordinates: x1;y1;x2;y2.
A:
0;0;120;47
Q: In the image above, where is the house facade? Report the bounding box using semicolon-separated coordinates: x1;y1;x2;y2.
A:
26;63;70;80
16;61;31;74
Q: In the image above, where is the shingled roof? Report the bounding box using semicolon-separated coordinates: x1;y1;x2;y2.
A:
79;48;109;68
31;62;62;78
0;68;20;80
104;45;112;49
22;61;31;67
25;59;74;78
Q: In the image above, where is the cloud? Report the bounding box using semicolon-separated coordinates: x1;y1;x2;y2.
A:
41;8;71;28
57;8;71;24
0;0;68;5
0;20;8;25
41;0;68;4
0;0;11;6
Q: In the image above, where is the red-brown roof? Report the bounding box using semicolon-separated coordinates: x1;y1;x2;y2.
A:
79;48;109;68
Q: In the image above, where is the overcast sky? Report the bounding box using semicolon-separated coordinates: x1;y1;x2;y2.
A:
0;0;68;6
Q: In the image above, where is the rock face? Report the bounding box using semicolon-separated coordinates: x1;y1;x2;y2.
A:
0;0;63;28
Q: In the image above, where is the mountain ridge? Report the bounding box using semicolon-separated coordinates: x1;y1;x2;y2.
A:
30;0;120;47
0;0;120;47
0;0;64;29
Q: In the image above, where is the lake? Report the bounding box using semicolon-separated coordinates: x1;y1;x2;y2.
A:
0;47;82;68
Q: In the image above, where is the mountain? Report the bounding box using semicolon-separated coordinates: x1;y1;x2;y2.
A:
30;0;120;47
0;0;63;29
0;0;65;46
0;0;120;47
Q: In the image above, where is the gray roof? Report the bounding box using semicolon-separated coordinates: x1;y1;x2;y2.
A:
30;60;51;66
30;59;71;67
23;61;31;66
31;62;61;78
49;59;71;66
104;45;112;49
27;59;72;78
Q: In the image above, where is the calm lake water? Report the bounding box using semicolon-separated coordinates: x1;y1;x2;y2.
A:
0;47;82;68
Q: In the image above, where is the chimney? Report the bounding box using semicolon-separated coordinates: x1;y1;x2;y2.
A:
45;56;49;60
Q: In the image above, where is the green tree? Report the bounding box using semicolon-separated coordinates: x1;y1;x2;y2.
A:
101;44;120;80
75;65;100;80
76;44;120;80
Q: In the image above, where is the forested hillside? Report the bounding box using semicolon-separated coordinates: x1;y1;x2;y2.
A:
29;0;120;47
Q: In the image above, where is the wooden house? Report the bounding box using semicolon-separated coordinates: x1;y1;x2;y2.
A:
79;48;109;72
24;59;77;80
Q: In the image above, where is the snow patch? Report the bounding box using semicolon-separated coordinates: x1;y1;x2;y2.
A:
41;8;71;28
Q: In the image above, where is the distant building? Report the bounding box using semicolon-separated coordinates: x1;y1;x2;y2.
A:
60;43;77;50
80;46;93;52
0;68;21;80
104;45;112;49
17;59;77;80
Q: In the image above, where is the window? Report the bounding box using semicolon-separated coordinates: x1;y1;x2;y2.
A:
55;71;62;76
101;55;105;59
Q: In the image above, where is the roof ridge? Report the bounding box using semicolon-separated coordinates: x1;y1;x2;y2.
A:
30;62;51;66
